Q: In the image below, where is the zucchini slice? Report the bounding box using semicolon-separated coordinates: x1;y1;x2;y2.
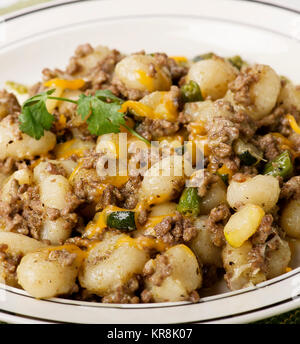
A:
107;211;136;231
234;139;263;166
263;150;293;179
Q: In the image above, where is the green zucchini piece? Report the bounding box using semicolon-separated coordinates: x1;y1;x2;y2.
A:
263;150;293;179
181;80;203;103
107;211;136;231
192;52;214;62
234;139;263;166
227;55;246;70
177;187;200;217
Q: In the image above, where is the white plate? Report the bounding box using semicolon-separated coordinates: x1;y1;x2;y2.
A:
0;0;300;324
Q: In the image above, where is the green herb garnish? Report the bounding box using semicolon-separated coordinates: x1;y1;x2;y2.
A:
19;89;150;144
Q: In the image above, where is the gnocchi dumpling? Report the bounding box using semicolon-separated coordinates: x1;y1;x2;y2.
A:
79;233;149;297
17;245;82;299
186;56;237;100
113;54;171;95
144;244;202;302
227;175;280;212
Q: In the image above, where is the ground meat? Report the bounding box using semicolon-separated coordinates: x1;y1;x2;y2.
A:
143;254;171;286
21;185;45;239
140;289;153;303
249;230;282;273
232;110;257;139
206;204;231;247
229;66;260;106
152;53;188;82
48;249;77;267
0;89;21;118
112;77;147;100
119;176;142;209
0;157;15;174
28;82;44;97
136;118;180;141
280;176;300;200
101;276;140;304
136;207;149;226
154;212;196;245
0;244;22;286
189;290;200;303
251;214;274;245
74;43;94;58
258;133;282;161
188;170;218;197
71;168;103;203
46;162;67;177
96;184;123;211
207;116;239;165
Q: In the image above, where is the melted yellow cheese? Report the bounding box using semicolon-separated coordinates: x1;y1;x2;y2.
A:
136;70;155;92
46;244;86;264
170;56;188;63
44;78;85;90
120;92;178;122
115;236;168;252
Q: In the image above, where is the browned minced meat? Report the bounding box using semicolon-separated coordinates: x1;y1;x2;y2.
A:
152;52;188;82
46;162;68;177
140;289;153;303
189;170;218;198
189;290;200;303
257;133;282;161
206;204;231;247
0;244;22;286
154;211;197;245
119;176;142;209
247;213;285;273
232;110;257;138
207;116;239;164
0;157;15;174
48;249;77;267
96;184;123;211
0;89;21;118
143;254;171;286
101;276;140;304
71;167;103;203
136;118;180;141
112;77;147;101
280;176;300;200
0;178;79;240
251;214;275;246
21;185;45;239
229;66;260;106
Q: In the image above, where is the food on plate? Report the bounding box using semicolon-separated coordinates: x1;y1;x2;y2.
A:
0;44;299;303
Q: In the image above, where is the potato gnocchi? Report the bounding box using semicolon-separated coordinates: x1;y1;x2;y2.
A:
0;44;299;303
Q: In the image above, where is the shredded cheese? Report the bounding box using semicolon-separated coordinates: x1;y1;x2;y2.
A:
286;114;300;134
44;78;85;90
170;56;188;63
136;70;155;92
115;236;168;252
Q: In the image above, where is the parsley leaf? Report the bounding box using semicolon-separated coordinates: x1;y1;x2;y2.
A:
19;89;55;140
19;88;150;144
77;94;125;136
